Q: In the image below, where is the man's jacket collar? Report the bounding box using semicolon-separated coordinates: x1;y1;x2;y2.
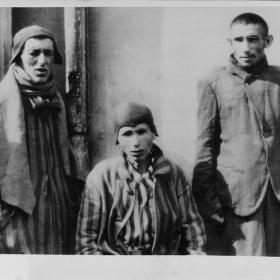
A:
116;144;172;180
227;54;268;81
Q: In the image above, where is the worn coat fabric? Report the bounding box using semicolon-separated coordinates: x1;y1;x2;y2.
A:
0;65;84;254
76;145;206;255
193;56;280;217
0;65;83;214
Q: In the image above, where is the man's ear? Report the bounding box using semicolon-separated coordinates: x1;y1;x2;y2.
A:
227;38;233;46
264;35;273;48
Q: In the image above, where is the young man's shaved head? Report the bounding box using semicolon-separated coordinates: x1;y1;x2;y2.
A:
230;13;269;36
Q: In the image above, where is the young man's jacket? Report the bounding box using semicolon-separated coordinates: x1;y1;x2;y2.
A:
76;145;205;255
193;55;280;218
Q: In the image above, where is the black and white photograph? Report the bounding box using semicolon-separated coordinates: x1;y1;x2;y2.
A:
1;0;280;279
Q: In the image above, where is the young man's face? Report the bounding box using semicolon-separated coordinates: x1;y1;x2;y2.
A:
20;37;54;84
117;123;155;164
229;23;272;68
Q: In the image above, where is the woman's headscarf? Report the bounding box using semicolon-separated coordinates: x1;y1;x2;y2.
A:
113;102;159;145
11;25;62;65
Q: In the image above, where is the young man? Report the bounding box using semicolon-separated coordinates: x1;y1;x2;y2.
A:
0;25;83;253
76;102;205;255
193;13;280;256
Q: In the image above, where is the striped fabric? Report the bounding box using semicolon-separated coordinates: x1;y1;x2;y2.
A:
116;158;155;252
76;145;206;255
0;98;74;254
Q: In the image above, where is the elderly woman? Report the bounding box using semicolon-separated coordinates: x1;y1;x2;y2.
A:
0;25;83;254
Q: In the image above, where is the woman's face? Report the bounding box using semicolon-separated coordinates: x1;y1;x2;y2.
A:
20;37;54;84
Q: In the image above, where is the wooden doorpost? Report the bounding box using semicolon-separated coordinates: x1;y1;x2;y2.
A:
64;7;89;175
0;8;12;80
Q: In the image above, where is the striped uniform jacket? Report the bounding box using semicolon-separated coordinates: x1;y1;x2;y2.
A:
76;145;206;255
0;65;83;254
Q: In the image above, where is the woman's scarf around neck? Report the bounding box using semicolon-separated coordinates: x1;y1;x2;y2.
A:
13;64;62;112
0;64;82;215
13;64;56;97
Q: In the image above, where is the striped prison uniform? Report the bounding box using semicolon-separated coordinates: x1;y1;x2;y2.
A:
116;156;156;253
0;99;75;254
76;144;206;255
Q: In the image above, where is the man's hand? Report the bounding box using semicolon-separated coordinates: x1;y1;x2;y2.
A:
210;210;225;224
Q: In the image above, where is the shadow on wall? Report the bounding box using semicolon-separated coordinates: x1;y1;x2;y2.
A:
164;149;194;186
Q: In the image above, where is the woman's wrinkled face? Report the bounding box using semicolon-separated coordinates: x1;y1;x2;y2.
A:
117;123;155;164
20;37;54;84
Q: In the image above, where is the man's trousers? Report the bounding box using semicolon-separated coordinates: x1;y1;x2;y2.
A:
205;183;280;256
